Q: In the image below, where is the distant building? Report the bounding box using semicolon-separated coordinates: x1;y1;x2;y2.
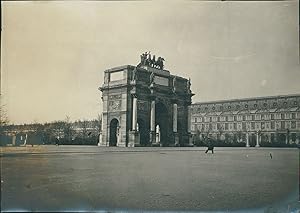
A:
191;94;300;146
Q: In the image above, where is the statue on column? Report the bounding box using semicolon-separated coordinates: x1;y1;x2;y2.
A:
187;78;191;93
150;72;155;85
172;76;177;93
132;67;137;81
116;126;120;144
156;125;160;143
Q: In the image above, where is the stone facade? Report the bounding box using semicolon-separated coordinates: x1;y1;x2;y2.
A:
191;94;300;146
98;65;193;147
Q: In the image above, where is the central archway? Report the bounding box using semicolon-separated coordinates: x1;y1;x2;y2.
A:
109;118;119;146
138;118;149;146
155;102;170;146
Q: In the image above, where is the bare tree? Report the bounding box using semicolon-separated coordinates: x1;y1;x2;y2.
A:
0;102;9;135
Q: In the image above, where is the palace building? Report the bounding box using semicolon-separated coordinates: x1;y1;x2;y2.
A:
190;94;300;146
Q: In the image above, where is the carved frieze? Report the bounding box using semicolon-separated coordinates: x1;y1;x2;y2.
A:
109;94;122;100
138;100;149;112
109;100;121;111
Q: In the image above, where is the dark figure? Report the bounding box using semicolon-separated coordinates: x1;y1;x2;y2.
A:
269;152;272;159
205;138;214;154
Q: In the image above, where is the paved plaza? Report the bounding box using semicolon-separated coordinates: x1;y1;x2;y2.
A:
0;146;299;212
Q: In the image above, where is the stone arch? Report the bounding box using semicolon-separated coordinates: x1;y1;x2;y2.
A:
155;102;171;146
109;118;119;146
137;118;149;146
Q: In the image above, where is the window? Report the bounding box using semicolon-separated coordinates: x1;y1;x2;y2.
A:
225;123;228;130
292;113;296;119
281;121;285;129
271;121;275;129
251;122;255;130
233;123;237;130
255;114;261;120
291;121;296;129
281;113;284;119
242;122;246;130
261;122;265;129
195;117;197;123
271;114;274;120
243;115;246;121
234;116;237;121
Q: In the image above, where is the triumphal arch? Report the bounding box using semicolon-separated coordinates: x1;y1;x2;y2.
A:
98;52;194;147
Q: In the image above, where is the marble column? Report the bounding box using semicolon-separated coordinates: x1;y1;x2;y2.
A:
256;131;260;147
150;99;156;145
150;100;155;132
132;96;138;131
187;106;191;133
173;103;179;146
187;105;193;146
246;132;250;147
173;103;178;132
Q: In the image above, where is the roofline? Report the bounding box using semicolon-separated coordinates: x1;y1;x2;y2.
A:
192;94;300;105
104;65;135;73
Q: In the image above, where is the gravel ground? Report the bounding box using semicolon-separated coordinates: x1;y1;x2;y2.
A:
0;146;299;212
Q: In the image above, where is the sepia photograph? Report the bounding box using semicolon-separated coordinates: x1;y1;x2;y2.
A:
1;1;299;212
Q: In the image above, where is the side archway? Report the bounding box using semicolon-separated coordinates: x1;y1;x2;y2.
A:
109;118;119;146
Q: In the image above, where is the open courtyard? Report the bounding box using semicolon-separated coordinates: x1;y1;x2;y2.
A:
0;146;299;212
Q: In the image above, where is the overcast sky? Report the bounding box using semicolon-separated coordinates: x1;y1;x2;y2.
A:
1;1;299;124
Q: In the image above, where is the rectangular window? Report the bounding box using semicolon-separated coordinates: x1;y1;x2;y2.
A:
291;121;296;129
261;122;265;129
251;122;255;130
225;123;228;130
255;114;261;120
286;121;291;129
252;115;255;120
242;122;246;130
233;123;237;130
234;116;237;121
243;115;246;121
255;122;261;129
271;114;274;120
281;121;285;129
271;121;275;129
195;117;197;123
281;113;284;119
292;113;296;119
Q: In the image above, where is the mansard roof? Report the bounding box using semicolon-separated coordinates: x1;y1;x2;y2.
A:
191;94;300;114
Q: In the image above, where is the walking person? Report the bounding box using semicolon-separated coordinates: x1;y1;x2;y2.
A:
205;137;214;154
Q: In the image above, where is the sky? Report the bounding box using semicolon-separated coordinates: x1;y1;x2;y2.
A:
1;1;299;124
